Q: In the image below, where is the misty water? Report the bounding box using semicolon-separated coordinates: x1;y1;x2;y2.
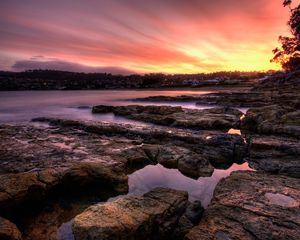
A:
0;90;216;123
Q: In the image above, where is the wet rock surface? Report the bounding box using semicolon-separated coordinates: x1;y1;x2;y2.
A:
185;171;300;240
92;105;243;131
73;188;190;240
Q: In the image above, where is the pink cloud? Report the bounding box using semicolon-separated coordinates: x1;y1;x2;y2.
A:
0;0;298;73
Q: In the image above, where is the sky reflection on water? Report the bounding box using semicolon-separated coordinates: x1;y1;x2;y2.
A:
128;162;252;208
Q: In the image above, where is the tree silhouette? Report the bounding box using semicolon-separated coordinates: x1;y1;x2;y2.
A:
272;0;300;71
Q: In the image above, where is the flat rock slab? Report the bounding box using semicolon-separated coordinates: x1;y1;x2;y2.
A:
195;92;272;108
73;187;188;240
92;105;243;131
131;91;267;108
246;134;300;178
185;171;300;240
0;124;131;173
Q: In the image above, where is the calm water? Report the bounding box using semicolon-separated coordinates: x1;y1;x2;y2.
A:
0;90;215;123
128;163;252;208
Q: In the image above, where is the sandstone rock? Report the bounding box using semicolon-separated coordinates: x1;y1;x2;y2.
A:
73;188;188;240
246;134;300;178
92;105;243;131
0;216;22;240
0;172;46;211
0;163;128;214
185;171;300;240
241;105;300;138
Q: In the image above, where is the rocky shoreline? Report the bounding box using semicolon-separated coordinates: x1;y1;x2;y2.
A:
133;71;300;109
0;74;299;240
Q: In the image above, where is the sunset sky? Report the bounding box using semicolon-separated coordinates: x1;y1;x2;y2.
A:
0;0;299;74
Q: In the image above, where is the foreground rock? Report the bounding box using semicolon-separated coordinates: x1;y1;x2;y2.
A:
0;217;22;240
241;105;300;139
0;118;246;214
185;171;300;240
73;188;191;240
0;118;246;239
92;105;243;131
246;134;300;178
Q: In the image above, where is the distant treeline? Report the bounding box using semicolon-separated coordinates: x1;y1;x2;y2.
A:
0;70;273;90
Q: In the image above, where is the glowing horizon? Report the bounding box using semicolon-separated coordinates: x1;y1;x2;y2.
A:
1;0;299;74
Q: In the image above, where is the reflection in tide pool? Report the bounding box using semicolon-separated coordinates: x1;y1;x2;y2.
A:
227;128;241;135
57;220;74;240
128;163;252;208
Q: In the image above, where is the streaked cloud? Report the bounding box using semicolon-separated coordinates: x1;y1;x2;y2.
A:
0;0;298;73
12;57;135;75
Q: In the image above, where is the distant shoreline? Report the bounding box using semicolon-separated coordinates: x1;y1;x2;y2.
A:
0;86;251;92
0;70;269;91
